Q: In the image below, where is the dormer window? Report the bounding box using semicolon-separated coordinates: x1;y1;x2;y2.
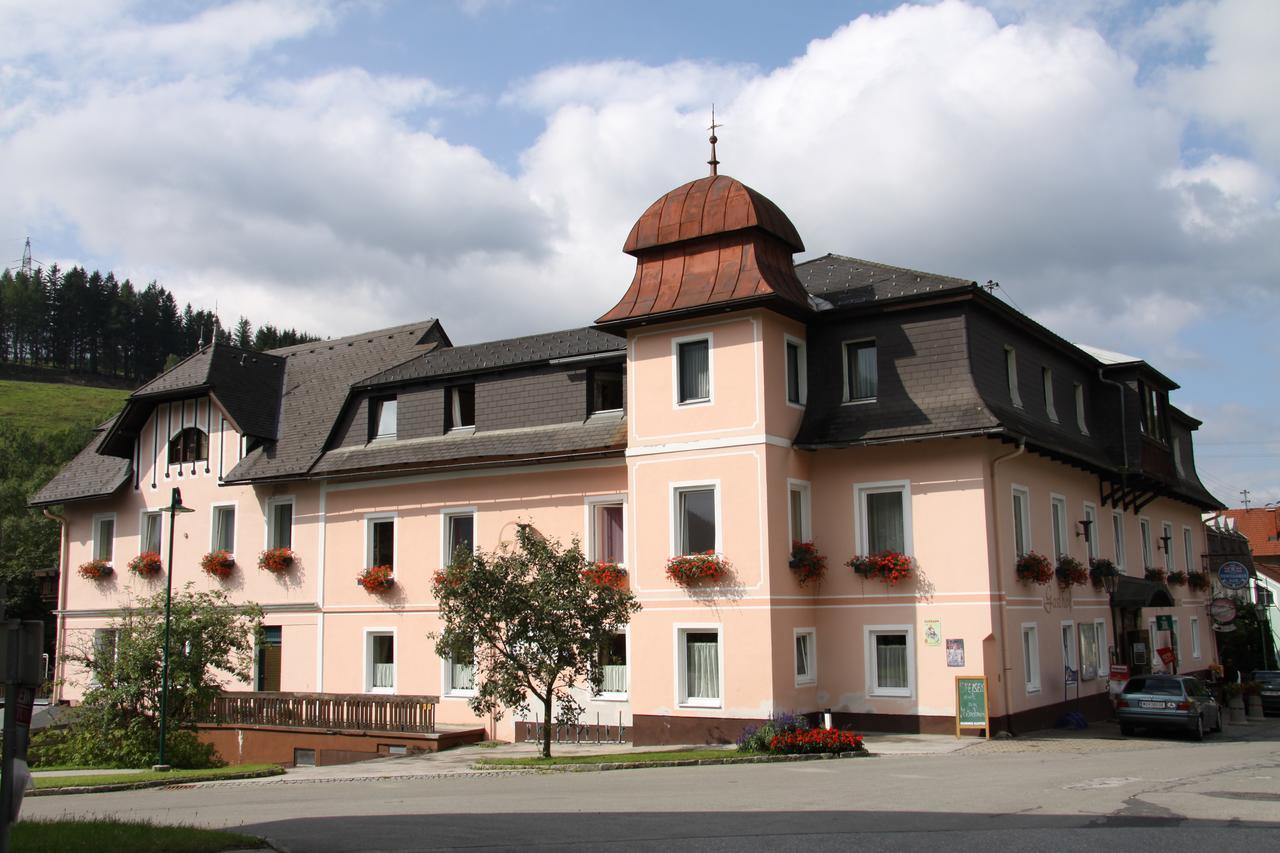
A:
1005;347;1022;408
447;384;475;430
1042;368;1057;423
843;340;877;402
168;427;208;464
370;396;397;441
1138;381;1167;443
590;368;624;414
1074;382;1088;435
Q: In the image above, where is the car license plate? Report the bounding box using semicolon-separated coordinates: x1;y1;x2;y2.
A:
1139;701;1168;709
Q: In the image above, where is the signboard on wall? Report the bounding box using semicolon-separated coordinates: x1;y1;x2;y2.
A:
1217;561;1250;590
946;639;965;667
1156;615;1173;631
924;620;941;646
955;676;989;739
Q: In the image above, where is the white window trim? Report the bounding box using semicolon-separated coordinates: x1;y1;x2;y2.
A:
786;479;812;544
1093;618;1107;677
440;507;477;569
264;495;296;551
440;638;477;699
595;627;630;702
1112;510;1126;571
1139;517;1152;569
363;627;396;695
1074;382;1088;435
138;509;164;555
1190;616;1201;659
854;480;913;557
1043;368;1058;423
92;512;116;564
783;334;807;409
794;627;817;687
1005;346;1023;409
841;337;877;405
675;623;724;709
370;396;397;441
447;385;476;433
670;481;722;557
1161;521;1174;570
671;332;713;408
1061;619;1077;677
1012;484;1032;560
584;494;627;568
1049;493;1068;560
865;624;915;698
209;501;238;554
364;512;398;574
1022;623;1041;694
1083;502;1099;561
1182;526;1195;579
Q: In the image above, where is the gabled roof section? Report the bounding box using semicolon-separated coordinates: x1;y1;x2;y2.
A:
1225;507;1280;558
796;254;976;309
358;327;624;388
29;417;131;507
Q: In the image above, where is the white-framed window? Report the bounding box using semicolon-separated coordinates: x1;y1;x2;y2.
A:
1083;503;1099;561
140;510;163;555
784;335;806;406
590;366;624;415
1022;623;1041;693
1079;621;1104;680
1005;346;1022;408
866;625;914;697
1112;510;1126;571
266;497;294;550
787;480;811;544
1050;495;1068;560
91;628;119;685
442;509;476;567
597;631;628;699
673;484;718;556
446;384;476;430
365;513;396;571
1043;368;1058;422
1061;621;1077;680
1012;486;1031;559
211;504;236;553
443;637;475;697
365;629;395;694
676;625;722;708
855;480;911;556
794;628;816;686
370;396;397;440
587;497;625;565
1140;517;1152;569
1172;436;1185;477
1183;527;1195;579
673;334;712;406
1074;382;1088;435
1190;617;1201;659
1161;522;1174;570
92;513;116;564
842;339;877;402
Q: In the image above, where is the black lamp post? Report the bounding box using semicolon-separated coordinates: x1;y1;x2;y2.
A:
157;486;194;770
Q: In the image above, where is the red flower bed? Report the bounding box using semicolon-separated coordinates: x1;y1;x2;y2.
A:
1015;552;1053;585
581;562;628;588
258;547;295;574
789;541;827;586
200;550;235;579
769;727;865;755
128;552;163;578
847;551;914;585
1055;556;1088;588
665;551;730;585
78;559;112;580
358;564;395;592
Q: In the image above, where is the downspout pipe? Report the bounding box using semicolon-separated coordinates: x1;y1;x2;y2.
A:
42;508;69;704
989;436;1026;736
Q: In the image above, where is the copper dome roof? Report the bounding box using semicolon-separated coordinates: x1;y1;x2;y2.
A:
623;174;805;256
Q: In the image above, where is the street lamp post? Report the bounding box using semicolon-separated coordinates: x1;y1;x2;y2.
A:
156;486;194;770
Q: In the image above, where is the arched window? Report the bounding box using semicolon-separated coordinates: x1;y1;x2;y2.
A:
168;427;208;464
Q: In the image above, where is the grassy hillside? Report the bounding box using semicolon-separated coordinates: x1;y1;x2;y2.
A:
0;379;129;434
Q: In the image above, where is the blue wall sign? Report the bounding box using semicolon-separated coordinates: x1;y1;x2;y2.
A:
1217;561;1250;590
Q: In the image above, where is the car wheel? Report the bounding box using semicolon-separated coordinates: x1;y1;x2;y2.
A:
1192;715;1204;741
1120;722;1135;736
1211;710;1222;733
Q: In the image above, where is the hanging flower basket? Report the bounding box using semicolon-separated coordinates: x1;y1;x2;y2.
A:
128;552;163;578
1088;557;1118;588
258;547;295;574
1055;555;1088;588
200;550;236;579
1166;570;1188;586
358;564;395;592
665;551;730;585
1187;571;1210;592
847;551;915;585
1015;552;1053;585
1144;567;1167;584
789;541;827;586
581;562;628;588
78;559;113;580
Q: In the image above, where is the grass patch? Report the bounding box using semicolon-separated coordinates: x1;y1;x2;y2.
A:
12;817;265;852
0;378;128;434
476;748;757;767
27;763;115;772
33;763;283;790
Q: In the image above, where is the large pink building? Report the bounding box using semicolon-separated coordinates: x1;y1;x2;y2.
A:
35;170;1223;748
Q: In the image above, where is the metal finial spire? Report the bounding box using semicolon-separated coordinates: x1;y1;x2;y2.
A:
707;105;722;176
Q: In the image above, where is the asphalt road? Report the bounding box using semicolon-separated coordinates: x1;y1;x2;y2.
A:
25;726;1280;852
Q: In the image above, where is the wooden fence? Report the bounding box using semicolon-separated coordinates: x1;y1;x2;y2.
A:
203;691;437;733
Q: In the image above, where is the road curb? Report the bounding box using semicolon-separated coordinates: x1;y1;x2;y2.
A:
472;750;873;772
29;766;285;796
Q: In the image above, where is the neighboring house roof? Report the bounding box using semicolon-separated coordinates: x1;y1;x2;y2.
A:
29;418;131;507
796;254;976;309
1075;344;1142;366
1224;508;1280;558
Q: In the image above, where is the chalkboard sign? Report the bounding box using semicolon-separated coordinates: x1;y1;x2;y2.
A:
955;675;989;739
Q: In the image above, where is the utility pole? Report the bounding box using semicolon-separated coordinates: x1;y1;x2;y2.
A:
1241;489;1252;510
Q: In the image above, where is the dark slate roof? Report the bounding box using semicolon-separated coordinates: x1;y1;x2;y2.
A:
796;254;976;309
223;320;443;482
309;413;627;477
28;418;131;507
359;327;624;388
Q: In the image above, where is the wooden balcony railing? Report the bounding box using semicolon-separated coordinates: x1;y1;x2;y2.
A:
203;691;437;733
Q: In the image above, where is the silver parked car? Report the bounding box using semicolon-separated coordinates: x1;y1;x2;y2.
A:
1117;675;1221;740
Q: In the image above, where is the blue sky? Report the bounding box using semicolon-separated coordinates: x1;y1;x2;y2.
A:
1;0;1276;506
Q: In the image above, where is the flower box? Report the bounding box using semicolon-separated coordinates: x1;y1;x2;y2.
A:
1187;571;1210;592
665;551;730;585
1166;570;1188;586
581;562;628;588
258;547;295;574
1144;567;1167;584
848;551;914;585
1015;552;1053;585
78;559;113;580
1055;555;1088;588
769;727;865;755
1088;557;1118;588
201;550;236;579
358;564;395;592
128;552;163;578
789;541;827;586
